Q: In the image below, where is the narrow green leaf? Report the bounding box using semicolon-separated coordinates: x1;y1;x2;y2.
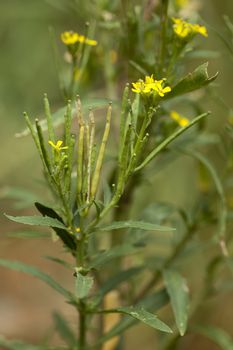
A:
0;259;72;299
163;269;189;336
129;60;149;75
135;112;209;172
75;271;94;299
97;220;175;232
194;324;233;350
5;214;66;230
99;266;144;296
115;307;172;333
179;149;228;255
53;311;76;347
35;202;77;252
166;62;218;99
45;256;73;269
95;288;169;346
89;244;140;269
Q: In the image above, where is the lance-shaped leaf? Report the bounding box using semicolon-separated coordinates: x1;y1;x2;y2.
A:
89;244;140;269
165;62;218;99
163;269;189;336
0;259;72;300
193;324;233;350
53;311;76;347
135;112;209;172
177;149;228;256
98;266;144;296
5;214;66;229
75;271;94;299
96;220;175;232
101;306;172;334
95;288;169;346
35;202;77;252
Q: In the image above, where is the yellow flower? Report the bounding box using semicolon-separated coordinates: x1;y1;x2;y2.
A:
192;24;208;37
150;79;172;97
48;140;68;151
85;38;98;46
61;31;97;46
170;111;189;127
132;75;171;97
61;31;79;45
172;18;208;39
132;80;146;93
145;75;155;85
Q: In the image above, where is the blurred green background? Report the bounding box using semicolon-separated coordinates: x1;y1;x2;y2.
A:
0;0;233;349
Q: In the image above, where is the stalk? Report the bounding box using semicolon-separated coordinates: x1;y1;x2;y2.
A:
159;0;169;75
90;103;112;200
77;97;85;207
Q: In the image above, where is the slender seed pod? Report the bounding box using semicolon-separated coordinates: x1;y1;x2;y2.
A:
76;97;85;205
90;103;112;200
87;110;95;204
115;124;132;199
64;100;72;147
119;84;130;157
82;122;90;202
35;119;51;173
23;112;43;159
65;135;75;199
44;93;55;143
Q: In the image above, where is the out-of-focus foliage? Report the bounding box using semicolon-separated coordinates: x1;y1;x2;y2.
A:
1;1;233;350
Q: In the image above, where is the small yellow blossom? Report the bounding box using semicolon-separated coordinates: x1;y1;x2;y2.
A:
170;111;189;127
76;227;81;233
132;75;171;97
85;38;98;46
48;140;68;151
172;18;208;39
132;80;146;93
192;24;208;37
61;31;97;46
61;31;79;45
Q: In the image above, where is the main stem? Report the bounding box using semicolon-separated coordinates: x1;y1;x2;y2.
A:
77;218;87;350
159;0;169;75
79;302;86;350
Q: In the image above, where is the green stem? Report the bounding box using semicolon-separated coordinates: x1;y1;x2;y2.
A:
76;217;88;350
79;303;86;350
159;0;169;75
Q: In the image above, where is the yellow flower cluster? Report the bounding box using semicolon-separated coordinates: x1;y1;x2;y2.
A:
172;18;208;39
61;31;97;46
48;140;68;151
132;75;171;97
170;111;189;127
